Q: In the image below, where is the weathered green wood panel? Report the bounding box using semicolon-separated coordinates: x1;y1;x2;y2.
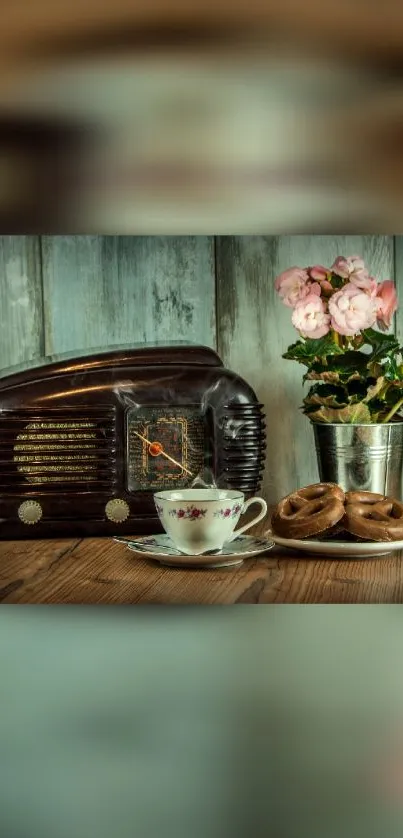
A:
216;236;394;503
393;237;403;343
41;236;216;355
0;236;43;371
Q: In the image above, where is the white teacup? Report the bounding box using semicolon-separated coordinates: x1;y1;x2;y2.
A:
154;488;267;555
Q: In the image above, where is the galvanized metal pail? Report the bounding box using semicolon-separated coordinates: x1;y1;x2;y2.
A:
312;422;403;498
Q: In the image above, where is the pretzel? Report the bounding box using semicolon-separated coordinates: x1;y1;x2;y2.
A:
345;491;386;505
271;482;345;539
344;493;403;542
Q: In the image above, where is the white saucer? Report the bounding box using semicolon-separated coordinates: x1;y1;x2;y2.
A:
269;530;403;559
116;533;274;568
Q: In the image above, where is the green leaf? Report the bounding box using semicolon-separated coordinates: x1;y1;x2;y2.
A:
363;376;386;403
347;379;375;400
362;400;385;422
304;383;348;410
384;383;403;404
304;351;369;385
306;402;372;424
304;369;345;384
383;354;403;382
283;335;343;366
362;328;400;362
330;274;344;289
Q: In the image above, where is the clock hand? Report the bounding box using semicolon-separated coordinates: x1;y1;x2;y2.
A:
132;431;193;476
156;449;193;476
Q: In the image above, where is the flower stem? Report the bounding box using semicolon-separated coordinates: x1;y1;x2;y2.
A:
382;397;403;423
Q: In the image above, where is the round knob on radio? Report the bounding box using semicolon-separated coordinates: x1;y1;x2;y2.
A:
105;499;130;523
18;500;43;525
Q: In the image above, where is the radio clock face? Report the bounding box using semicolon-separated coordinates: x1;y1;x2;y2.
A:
127;406;207;492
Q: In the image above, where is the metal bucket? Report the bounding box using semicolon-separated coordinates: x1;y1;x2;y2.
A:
312;422;403;498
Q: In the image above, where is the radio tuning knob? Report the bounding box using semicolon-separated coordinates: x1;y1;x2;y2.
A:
18;500;43;525
105;499;130;523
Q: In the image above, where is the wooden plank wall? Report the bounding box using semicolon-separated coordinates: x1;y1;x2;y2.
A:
41;236;216;354
0;236;44;368
0;235;396;502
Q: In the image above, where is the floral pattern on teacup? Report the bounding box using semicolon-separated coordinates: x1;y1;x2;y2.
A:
155;503;164;515
213;504;242;520
168;506;207;520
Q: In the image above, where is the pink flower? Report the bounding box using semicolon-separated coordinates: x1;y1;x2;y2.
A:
274;267;314;308
328;283;377;336
292;294;330;339
224;508;231;517
376;280;398;330
331;255;370;289
366;277;379;298
309;265;333;293
309;265;328;281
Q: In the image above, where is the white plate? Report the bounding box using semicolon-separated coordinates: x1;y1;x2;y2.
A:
269;530;403;558
115;533;274;568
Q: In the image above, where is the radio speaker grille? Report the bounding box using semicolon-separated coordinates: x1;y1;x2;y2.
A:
0;407;117;494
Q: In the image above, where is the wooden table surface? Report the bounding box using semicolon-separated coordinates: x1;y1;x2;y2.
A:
1;520;403;604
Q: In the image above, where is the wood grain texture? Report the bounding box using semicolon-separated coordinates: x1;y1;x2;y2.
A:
216;236;394;504
1;517;403;604
41;236;216;355
0;236;43;371
0;538;81;602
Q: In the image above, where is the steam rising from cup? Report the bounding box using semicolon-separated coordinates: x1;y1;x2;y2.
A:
190;468;217;490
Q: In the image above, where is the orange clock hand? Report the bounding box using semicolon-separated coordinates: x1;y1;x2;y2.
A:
133;431;193;476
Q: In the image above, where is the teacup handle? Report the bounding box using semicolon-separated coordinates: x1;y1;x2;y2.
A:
227;497;268;541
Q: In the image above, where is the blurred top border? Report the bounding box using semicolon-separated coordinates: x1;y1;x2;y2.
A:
0;1;403;76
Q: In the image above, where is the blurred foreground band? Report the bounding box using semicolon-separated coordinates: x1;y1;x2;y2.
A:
0;2;402;231
2;607;403;838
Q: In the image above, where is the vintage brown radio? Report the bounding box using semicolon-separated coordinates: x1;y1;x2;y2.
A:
0;344;266;538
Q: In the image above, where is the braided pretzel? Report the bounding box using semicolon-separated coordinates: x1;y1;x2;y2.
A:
344;492;403;542
271;482;345;539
